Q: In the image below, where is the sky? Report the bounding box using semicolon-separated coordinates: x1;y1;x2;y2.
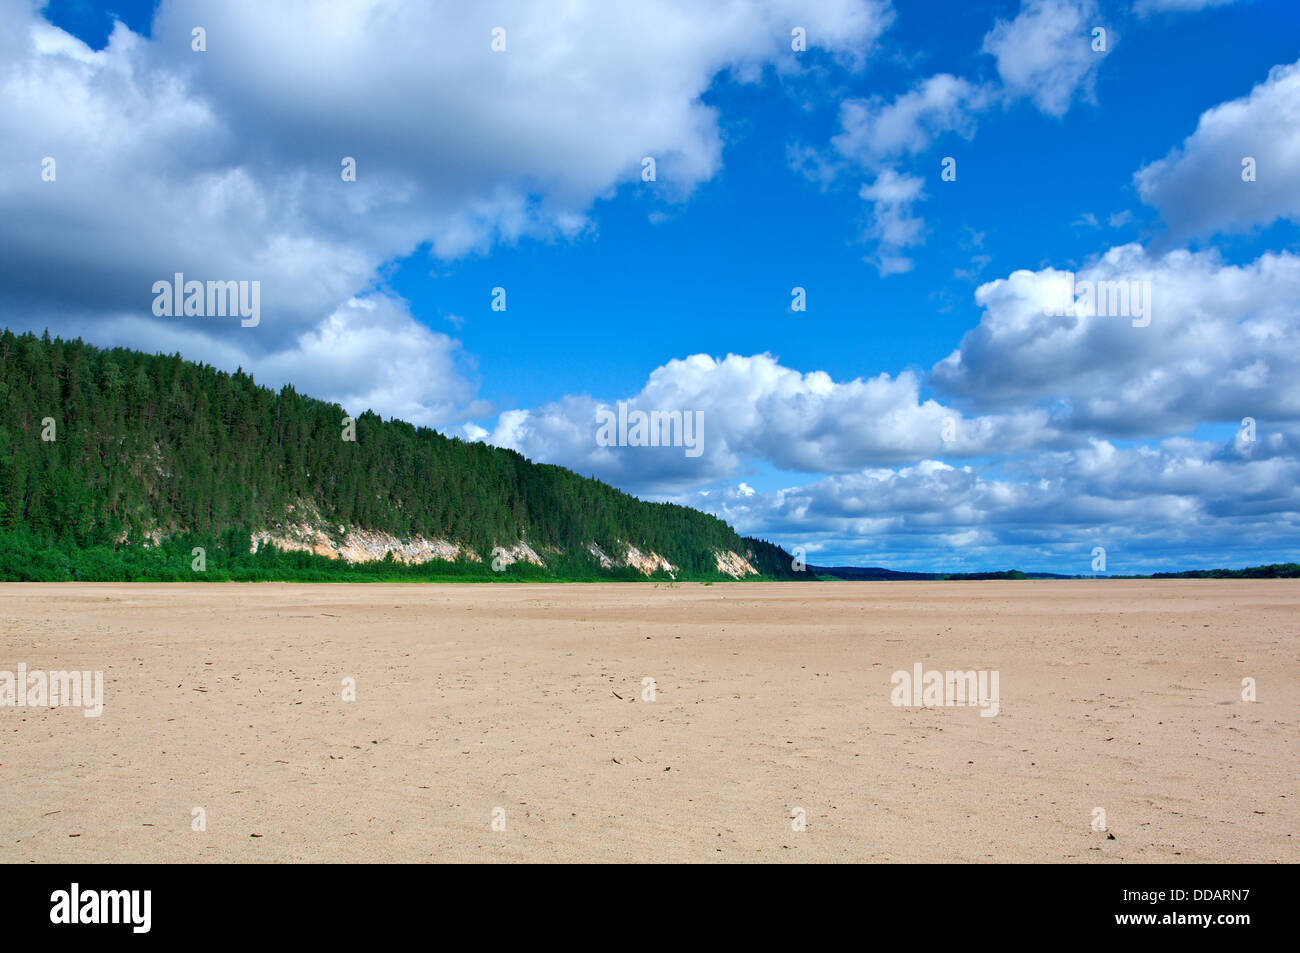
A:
4;0;1300;573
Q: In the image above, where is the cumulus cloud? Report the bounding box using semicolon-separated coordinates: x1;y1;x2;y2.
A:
251;296;492;427
0;0;893;419
688;430;1300;570
857;170;927;274
930;243;1300;434
479;237;1300;504
1135;58;1300;239
479;352;1062;494
980;0;1104;118
831;74;993;166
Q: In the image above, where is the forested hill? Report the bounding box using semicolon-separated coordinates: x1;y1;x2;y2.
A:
0;329;797;581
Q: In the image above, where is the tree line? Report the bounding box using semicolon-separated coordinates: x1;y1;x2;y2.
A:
0;328;797;581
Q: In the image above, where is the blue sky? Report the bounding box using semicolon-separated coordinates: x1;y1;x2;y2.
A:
6;0;1300;572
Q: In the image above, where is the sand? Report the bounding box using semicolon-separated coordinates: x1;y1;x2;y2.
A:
0;580;1295;863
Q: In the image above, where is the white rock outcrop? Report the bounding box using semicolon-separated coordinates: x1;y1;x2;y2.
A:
250;524;481;564
714;550;758;578
489;541;545;568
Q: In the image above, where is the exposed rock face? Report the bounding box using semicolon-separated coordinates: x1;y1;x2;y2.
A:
621;544;676;577
489;541;545;568
588;541;676;576
341;529;482;563
250;524;480;564
246;518;739;578
714;550;758;578
250;523;336;558
115;528;167;548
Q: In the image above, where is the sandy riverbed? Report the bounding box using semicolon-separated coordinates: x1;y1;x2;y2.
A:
1;581;1295;862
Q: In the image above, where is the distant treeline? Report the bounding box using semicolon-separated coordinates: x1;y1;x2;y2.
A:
0;329;799;582
1145;564;1300;579
813;564;1300;580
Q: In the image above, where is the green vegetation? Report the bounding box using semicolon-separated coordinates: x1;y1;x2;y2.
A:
0;329;798;582
1146;564;1300;579
0;527;669;582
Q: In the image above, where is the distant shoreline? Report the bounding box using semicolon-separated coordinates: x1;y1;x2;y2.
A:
811;564;1300;581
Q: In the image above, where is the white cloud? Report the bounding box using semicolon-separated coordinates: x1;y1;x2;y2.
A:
980;0;1104;118
687;431;1300;570
858;169;927;274
252;296;491;427
1135;57;1300;239
0;0;894;419
930;243;1300;434
831;74;993;165
477;237;1300;498
480;352;1061;493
